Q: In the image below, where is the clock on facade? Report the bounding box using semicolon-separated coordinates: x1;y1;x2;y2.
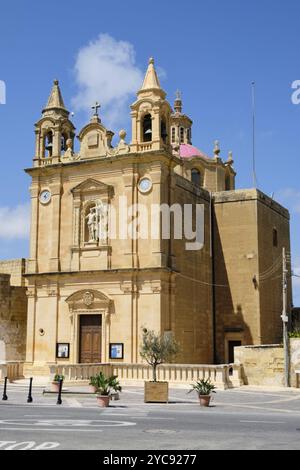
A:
39;190;51;204
138;177;152;194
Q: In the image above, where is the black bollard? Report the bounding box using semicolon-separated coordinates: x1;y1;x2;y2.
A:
56;378;63;405
2;377;8;401
27;377;33;403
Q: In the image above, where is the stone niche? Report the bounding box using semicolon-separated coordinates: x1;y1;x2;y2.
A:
70;178;114;271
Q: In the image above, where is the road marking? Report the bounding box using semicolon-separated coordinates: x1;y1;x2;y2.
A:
0;441;60;450
0;427;103;433
0;419;136;428
240;420;286;424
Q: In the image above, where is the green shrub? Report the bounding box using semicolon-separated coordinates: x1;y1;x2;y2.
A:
188;378;216;396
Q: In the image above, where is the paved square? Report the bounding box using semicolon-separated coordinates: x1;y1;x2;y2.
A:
0;384;300;450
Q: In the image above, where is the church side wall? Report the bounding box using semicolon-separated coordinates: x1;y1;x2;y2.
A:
213;191;261;363
256;195;291;344
172;176;213;364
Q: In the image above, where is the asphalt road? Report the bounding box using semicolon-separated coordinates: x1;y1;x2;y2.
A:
0;386;300;450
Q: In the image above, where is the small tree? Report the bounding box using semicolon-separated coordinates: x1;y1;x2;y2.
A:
140;328;179;382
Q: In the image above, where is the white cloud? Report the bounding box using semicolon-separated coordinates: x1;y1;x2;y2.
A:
72;34;144;130
0;203;30;240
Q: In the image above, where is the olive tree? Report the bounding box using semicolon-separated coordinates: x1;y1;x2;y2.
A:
140;328;179;382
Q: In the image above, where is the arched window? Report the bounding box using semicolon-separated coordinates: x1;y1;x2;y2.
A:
191;168;202;186
142;114;152;142
61;132;69;154
180;127;184;144
161;118;168;144
187;128;191;143
171;127;176;143
44;131;53;158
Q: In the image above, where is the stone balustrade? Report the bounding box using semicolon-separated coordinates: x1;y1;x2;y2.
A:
137;142;153;152
0;361;24;382
49;362;243;389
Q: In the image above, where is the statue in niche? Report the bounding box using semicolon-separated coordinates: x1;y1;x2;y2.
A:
85;207;98;242
85;201;107;243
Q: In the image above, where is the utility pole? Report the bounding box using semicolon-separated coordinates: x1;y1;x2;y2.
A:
281;247;290;387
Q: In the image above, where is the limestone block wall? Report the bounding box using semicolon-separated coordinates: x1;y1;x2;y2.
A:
0;274;27;362
0;259;26;287
235;345;284;386
290;339;300;387
235;340;300;387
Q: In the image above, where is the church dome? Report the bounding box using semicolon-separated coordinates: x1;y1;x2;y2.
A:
179;144;208;159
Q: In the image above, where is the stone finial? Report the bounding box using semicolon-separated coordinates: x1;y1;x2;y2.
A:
119;129;127;143
213;140;220;157
66;138;73;149
149;57;154;64
174;89;182;113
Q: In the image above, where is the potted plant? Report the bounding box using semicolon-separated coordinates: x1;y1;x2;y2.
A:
89;376;98;394
140;328;179;403
95;372;122;407
51;374;64;393
188;378;216;407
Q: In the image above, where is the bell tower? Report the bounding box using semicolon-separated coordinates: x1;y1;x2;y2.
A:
34;80;75;166
130;58;172;152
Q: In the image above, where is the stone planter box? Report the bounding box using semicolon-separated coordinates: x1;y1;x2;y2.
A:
144;381;168;403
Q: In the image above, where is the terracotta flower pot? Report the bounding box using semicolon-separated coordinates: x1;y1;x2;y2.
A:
199;395;211;407
89;385;97;394
96;395;110;407
51;381;61;393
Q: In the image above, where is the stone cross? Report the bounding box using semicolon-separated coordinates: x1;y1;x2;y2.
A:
92;102;101;116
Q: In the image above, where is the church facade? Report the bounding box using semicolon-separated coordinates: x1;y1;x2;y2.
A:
1;58;292;376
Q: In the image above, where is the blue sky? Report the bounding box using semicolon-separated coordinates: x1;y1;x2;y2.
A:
0;0;299;303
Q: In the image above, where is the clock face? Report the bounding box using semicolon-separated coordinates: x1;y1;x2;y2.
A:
138;177;152;194
39;190;51;204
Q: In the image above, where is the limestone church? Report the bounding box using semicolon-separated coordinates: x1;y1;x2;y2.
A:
0;58;292;376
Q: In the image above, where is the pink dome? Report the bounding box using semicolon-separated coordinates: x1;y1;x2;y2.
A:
180;144;208;159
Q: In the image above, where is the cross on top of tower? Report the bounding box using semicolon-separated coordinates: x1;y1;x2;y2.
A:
91;101;101;116
175;89;182;101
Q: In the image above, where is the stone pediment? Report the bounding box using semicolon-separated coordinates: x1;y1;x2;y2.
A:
65;289;113;313
77;118;114;159
71;178;113;196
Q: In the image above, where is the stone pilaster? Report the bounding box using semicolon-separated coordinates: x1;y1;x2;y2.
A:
49;180;62;272
27;184;40;273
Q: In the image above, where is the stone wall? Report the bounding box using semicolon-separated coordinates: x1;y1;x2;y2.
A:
0;259;26;287
235;339;300;387
0;274;27;362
